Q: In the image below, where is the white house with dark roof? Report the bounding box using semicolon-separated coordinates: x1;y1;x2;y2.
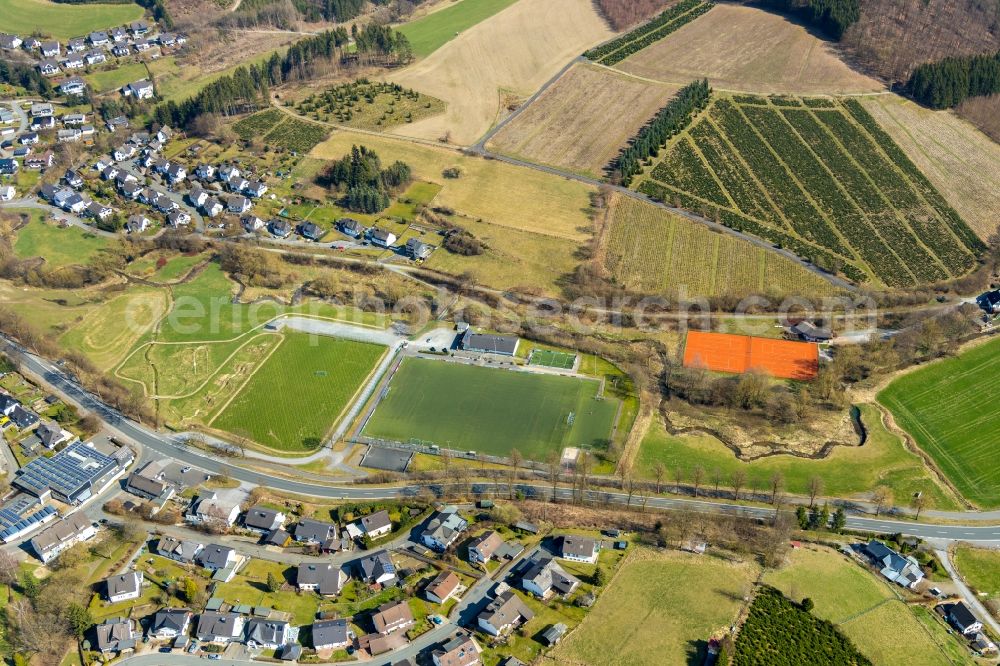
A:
293;518;337;545
95;617;137;654
297;562;347;596
243;506;286;534
432;632;481;666
520;556;580;599
477;590;534;636
861;540;924;589
151;608;192;639
556;535;598;564
122;79;154;100
104;571;143;603
357;550;396;586
196;612;244;644
29;513;97;563
312;618;352;651
244;619;290;649
946;602;983;636
421;505;467;551
360;510;392;539
156;535;203;563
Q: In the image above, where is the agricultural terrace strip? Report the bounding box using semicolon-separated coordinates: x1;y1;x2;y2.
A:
584;0;715;66
0;0;144;39
293;80;444;132
363;357;620;462
213;331;386;451
879;336;1000;509
398;0;521;58
765;547;958;666
602;195;837;298
637;94;982;287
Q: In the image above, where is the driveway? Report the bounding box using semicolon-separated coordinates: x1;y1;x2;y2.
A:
935;547;1000;636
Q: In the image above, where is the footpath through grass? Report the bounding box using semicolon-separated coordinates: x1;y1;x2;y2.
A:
363;357;619;461
636;404;958;509
213;331;386;451
398;0;521;57
879;337;1000;508
0;0;144;39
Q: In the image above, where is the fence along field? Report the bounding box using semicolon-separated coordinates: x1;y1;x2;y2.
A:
878;337;1000;509
635;94;984;287
602;195;838;298
362;357;620;462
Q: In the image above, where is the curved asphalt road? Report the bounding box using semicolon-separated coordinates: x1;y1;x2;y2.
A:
5;337;1000;542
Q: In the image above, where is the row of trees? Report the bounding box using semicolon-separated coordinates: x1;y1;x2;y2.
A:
759;0;860;40
908;50;1000;108
318;144;412;213
614;79;710;185
151;25;412;129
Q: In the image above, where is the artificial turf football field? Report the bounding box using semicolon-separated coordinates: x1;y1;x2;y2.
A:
879;336;1000;508
363;357;620;460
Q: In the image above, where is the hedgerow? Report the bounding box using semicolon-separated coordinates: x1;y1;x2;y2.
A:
596;2;715;66
584;0;704;62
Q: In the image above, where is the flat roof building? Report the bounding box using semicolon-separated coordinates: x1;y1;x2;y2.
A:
13;441;121;504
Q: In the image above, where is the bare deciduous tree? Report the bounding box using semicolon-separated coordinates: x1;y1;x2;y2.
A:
808;476;824;508
872;486;894;516
731;469;746;502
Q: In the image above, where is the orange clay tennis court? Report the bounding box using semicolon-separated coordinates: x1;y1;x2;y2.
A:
682;331;819;380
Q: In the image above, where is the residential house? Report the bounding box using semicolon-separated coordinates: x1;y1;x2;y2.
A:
30;115;55;131
62;113;86;126
245;180;267;197
111;27;128;43
9;404;40;430
35;422;75;449
425;571;460;604
18;132;39;145
195;163;215;180
122;79;155;99
130;20;150;36
269;219;292;238
946;603;983;636
0;185;14;201
312;618;352;651
85;50;106;65
293;518;337;545
432;633;481;666
0;158;17;175
29;513;98;564
150;608;192;639
155;535;203;563
187;185;208;207
227;175;249;193
477;590;534;636
126;214;150;234
263;529;291;547
0;34;23;50
977;290;1000;315
369;228;396;248
202;197;224;218
89;31;110;46
167;209;191;227
64;169;83;188
86;201;113;221
218;164;240;181
244;619;290;649
95;617;137;654
111;44;130;57
521;556;580;598
188;494;241;527
159;33;177;46
196;612;244;644
372;600;414;635
196;544;238;571
66;38;86;53
0;394;18;415
113;143;135;161
125;471;174;501
154;194;178;214
155;125;172;143
106;115;129;132
25;152;53;170
23;37;41;51
62;54;86;70
241;214;264;232
297;563;347;596
37;60;60;76
421;505;467;552
244;506;286;534
120;180;140;199
556;536;598;564
861;540;924;590
104;571;143;603
227;194;251;214
298;221;324;241
102;165;120;180
467;531;504;565
40;41;60;58
405;238;433;260
358;550;397;586
165;161;186;183
361;510;392;539
337;217;365;238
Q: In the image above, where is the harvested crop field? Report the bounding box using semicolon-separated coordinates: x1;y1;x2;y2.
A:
390;0;613;145
487;63;678;177
550;548;758;666
311;130;594;240
615;4;882;95
860;95;1000;241
683;331;818;380
603;195;839;298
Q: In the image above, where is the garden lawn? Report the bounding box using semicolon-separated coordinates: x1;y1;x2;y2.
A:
213;560;318;626
363;357;619;461
85;61;149;94
212;331;385;451
636;404;958;509
14;216;109;268
764;546;961;666
551;548;758;666
398;0;521;57
954;545;1000;600
0;0;143;39
879;337;1000;508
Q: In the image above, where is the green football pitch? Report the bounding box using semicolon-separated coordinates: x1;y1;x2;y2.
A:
363;358;619;460
529;349;577;370
879;337;1000;508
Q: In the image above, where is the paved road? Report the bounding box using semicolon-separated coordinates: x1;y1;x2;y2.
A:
936;547;1000;636
0;197;113;236
6;337;1000;542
